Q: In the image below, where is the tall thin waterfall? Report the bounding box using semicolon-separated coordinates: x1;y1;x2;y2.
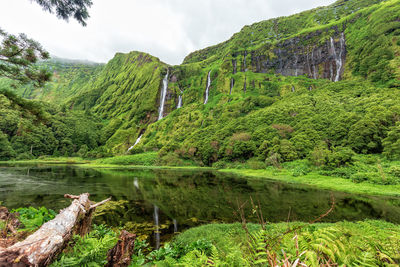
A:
330;33;345;82
128;134;143;151
154;205;160;249
230;78;234;95
158;70;169;120
173;219;178;233
204;71;211;104
177;93;183;109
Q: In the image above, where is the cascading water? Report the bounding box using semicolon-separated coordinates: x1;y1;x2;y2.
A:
173;219;178;233
311;50;318;79
330;34;345;82
128;134;143;152
230;78;234;95
294;54;299;76
158;70;169;120
154;205;160;249
204;71;211;104
243;51;247;71
177;92;183;109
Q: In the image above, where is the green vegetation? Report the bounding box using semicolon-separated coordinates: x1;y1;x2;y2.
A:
11;58;104;103
129;221;400;266
94;152;158;166
50;225;118;267
0;90;104;160
11;206;56;232
1;0;400;264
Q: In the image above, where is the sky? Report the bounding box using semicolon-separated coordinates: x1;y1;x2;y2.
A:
0;0;335;65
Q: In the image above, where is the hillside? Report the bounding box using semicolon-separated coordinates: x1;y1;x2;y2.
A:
1;0;399;165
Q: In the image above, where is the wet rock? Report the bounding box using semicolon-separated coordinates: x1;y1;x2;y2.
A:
249;27;346;81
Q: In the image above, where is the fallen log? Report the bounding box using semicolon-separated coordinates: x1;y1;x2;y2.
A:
106;230;136;267
0;193;111;267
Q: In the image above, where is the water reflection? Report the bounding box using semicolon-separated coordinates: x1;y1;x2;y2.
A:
1;165;400;247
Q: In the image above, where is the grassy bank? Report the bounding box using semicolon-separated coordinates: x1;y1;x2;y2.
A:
220;168;400;197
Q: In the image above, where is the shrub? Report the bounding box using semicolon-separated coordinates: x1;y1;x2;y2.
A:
246;159;266;170
389;166;400;178
12;207;56;231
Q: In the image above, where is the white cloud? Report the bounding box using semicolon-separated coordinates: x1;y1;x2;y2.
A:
0;0;335;65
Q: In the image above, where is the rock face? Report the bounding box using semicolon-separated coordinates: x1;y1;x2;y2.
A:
247;28;346;81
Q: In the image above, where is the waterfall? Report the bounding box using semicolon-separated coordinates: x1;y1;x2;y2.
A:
232;59;237;74
244;77;247;93
177;92;183;109
230;78;234;95
158;70;169;120
243;51;247;71
294;54;299;76
173;219;178;233
311;50;317;79
154;205;160;249
128;134;143;151
204;71;211;104
330;34;345;82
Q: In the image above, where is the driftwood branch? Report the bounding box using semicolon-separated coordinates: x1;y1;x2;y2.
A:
90;197;112;209
0;193;110;266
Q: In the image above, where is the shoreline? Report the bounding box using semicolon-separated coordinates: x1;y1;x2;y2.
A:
1;159;400;197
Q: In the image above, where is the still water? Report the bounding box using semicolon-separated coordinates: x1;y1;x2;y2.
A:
1;165;399;247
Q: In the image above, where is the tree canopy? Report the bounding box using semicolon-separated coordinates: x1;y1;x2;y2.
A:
0;28;51;87
33;0;93;26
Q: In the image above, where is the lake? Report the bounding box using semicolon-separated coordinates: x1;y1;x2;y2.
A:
1;164;399;248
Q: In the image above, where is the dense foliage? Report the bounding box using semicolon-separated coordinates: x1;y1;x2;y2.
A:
128;221;400;266
0;90;103;160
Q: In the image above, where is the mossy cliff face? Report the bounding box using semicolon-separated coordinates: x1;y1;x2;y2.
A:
65;0;400;156
2;0;400;159
66;52;177;153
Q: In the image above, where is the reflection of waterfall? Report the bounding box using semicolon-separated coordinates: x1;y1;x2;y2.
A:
154;205;160;249
173;219;178;233
134;178;139;189
204;71;211;104
330;34;345;82
128;134;143;152
177;93;182;109
158;70;169;120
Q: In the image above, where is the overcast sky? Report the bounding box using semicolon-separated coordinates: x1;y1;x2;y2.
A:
0;0;335;65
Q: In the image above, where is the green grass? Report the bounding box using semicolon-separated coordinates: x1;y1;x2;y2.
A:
164;220;400;266
220;168;400;197
93;152;158;166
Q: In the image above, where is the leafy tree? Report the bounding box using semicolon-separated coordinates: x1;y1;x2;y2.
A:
383;123;400;159
0;29;51;87
0;131;15;160
0;0;92;86
32;0;93;26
